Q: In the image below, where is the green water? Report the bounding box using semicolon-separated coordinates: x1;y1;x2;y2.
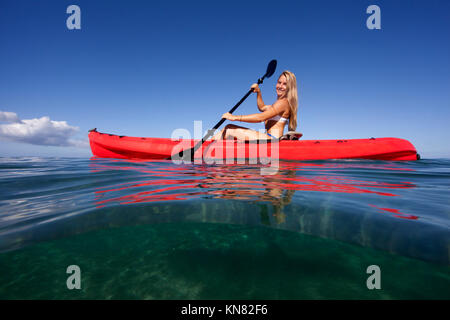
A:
1;157;449;299
1;222;448;299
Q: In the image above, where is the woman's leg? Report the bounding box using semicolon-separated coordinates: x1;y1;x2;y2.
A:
212;124;272;140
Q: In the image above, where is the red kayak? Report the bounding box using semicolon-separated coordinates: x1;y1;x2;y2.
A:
88;129;419;161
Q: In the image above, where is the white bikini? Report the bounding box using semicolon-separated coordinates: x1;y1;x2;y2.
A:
268;115;288;123
266;115;289;139
264;106;289;139
264;105;288;123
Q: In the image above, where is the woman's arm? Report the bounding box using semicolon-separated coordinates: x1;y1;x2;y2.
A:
251;84;266;112
223;99;288;123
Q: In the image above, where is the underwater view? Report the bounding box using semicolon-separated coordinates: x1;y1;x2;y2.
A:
0;157;449;299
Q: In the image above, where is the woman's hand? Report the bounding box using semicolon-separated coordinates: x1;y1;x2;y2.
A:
222;112;237;121
251;83;260;94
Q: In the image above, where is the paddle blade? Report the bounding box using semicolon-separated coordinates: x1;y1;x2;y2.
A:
265;59;277;79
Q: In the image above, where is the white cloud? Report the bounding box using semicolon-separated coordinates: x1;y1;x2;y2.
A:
0;111;88;148
0;111;21;123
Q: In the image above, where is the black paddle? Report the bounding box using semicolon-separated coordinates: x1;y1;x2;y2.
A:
171;59;277;161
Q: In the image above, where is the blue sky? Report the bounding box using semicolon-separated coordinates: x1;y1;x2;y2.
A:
0;0;449;158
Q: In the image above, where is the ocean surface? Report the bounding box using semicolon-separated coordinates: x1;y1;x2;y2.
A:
0;157;449;299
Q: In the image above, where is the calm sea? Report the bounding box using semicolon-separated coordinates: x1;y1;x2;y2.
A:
0;157;449;299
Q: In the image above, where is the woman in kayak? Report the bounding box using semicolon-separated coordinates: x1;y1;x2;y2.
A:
213;70;298;140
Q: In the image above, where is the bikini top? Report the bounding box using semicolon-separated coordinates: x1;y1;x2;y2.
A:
268;115;288;123
264;105;288;123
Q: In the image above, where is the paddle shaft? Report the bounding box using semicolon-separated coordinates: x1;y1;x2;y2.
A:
177;88;253;160
205;88;253;138
172;65;274;161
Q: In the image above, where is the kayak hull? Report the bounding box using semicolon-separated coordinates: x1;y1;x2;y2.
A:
88;130;419;161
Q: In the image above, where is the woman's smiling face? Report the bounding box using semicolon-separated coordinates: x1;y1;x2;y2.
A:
276;75;287;98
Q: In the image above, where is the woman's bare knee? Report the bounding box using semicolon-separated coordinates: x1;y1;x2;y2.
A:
224;124;243;130
224;129;237;140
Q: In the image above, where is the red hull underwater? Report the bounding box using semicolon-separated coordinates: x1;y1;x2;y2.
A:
88;130;419;161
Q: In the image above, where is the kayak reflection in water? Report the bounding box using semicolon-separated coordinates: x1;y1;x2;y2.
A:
212;71;299;140
258;175;296;225
210;168;297;225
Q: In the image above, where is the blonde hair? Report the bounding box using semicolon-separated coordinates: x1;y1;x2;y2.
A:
279;71;298;131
